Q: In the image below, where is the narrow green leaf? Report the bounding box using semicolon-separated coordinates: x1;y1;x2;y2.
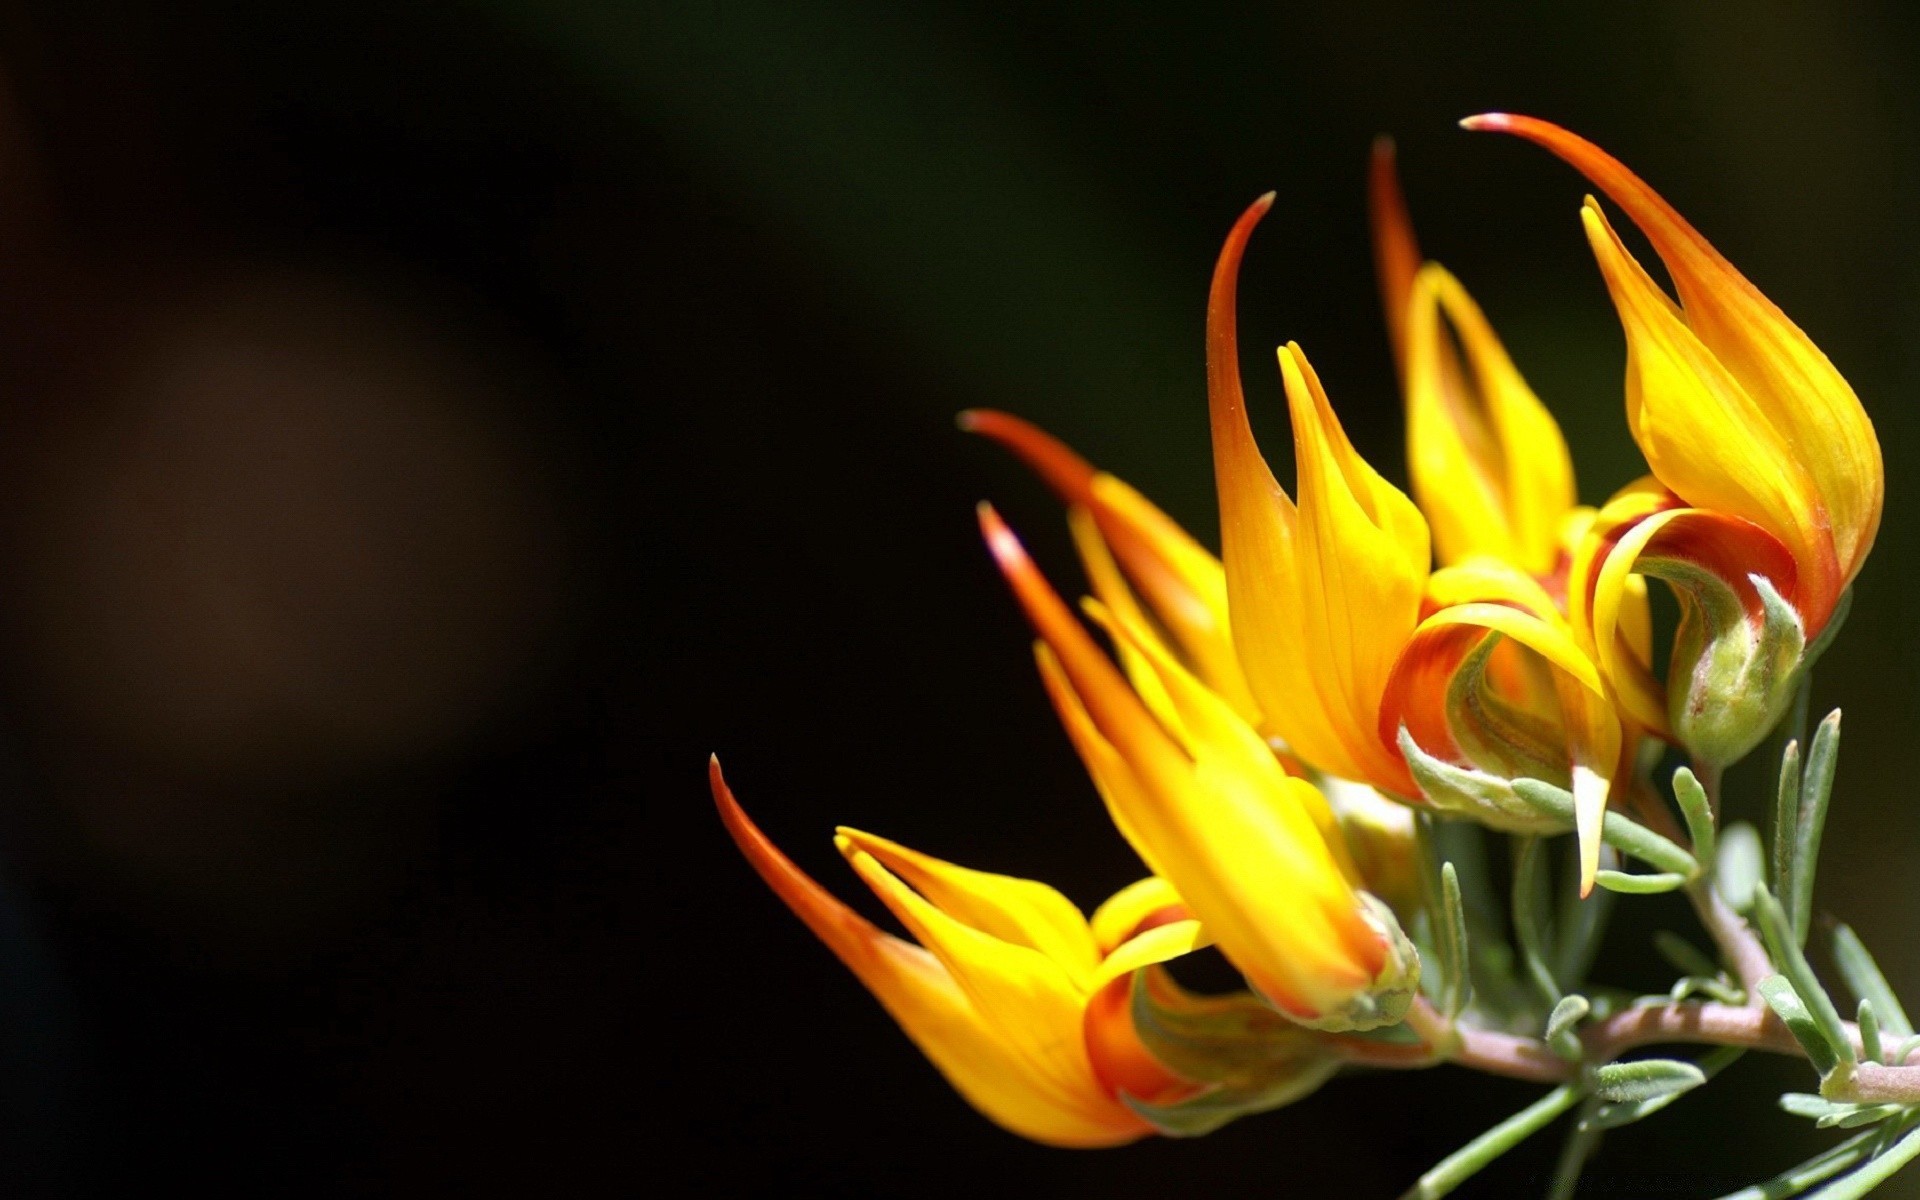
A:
1586;1047;1742;1131
1512;781;1698;877
1773;737;1803;909
1547;994;1588;1061
1791;711;1841;947
1799;1119;1920;1199
1655;931;1725;981
1439;861;1471;1019
1595;869;1689;895
1592;1058;1707;1104
1709;1128;1879;1200
1832;924;1914;1040
1754;884;1855;1070
1546;994;1589;1044
1511;836;1560;1008
1673;765;1716;866
1758;974;1841;1077
1859;1000;1884;1067
1892;1035;1920;1068
1398;1084;1582;1200
1716;821;1764;915
1553;838;1613;990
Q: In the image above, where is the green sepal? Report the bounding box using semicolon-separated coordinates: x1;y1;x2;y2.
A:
1662;566;1806;770
1398;727;1568;834
1291;892;1420;1032
1758;974;1841;1077
1122;971;1339;1137
1591;1058;1707;1104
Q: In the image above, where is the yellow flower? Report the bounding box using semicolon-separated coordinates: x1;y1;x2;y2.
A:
1208;195;1430;797
1371;140;1578;577
1471;114;1883;765
709;757;1207;1147
980;505;1418;1030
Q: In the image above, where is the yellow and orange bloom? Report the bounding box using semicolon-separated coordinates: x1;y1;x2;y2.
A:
981;506;1419;1030
711;758;1205;1146
711;759;1340;1144
1471;114;1884;766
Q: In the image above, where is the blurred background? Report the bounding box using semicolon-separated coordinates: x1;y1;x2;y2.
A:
0;0;1910;1195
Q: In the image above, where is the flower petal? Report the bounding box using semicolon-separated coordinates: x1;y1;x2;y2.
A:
1471;113;1879;622
710;759;1146;1146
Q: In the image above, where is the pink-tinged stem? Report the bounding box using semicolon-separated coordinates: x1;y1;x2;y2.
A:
1838;1062;1920;1104
1403;997;1568;1083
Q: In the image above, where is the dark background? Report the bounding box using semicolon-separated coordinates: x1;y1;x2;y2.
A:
0;0;1910;1196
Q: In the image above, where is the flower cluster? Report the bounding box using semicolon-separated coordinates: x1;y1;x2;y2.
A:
710;115;1884;1155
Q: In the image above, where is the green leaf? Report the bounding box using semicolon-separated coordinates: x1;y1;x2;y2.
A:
1553;838;1614;990
1791;710;1841;946
1832;924;1914;1040
1655;931;1724;981
1716;821;1764;914
1595;869;1689;895
1511;780;1698;876
1754;884;1855;1071
1779;1093;1904;1128
1796;1119;1920;1199
1398;1084;1581;1199
1584;1047;1742;1132
1672;765;1716;866
1511;836;1560;1009
1773;737;1802;913
1758;974;1841;1077
1592;1058;1707;1104
1709;1128;1880;1199
1437;862;1472;1019
1859;1000;1884;1067
1892;1035;1920;1068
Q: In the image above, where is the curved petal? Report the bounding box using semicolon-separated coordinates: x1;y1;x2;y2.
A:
1369;136;1422;369
1471;113;1879;622
1089;876;1192;957
710;760;1147;1147
842;841;1143;1138
964;409;1255;717
835;827;1102;990
982;505;1396;1024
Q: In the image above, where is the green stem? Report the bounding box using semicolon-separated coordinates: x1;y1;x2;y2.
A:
1398;1084;1582;1200
1544;1097;1604;1200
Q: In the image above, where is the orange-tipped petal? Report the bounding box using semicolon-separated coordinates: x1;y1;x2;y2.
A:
983;508;1411;1027
710;759;1147;1147
959;409;1098;505
1369;136;1422;368
1471;113;1880;626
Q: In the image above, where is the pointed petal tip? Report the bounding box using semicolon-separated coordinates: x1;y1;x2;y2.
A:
959;410;1098;501
1371;134;1395;159
1460;113;1514;132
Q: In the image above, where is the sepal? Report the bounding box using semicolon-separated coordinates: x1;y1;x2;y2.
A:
1119;968;1340;1136
1669;572;1805;769
1289;891;1421;1033
1397;725;1571;834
